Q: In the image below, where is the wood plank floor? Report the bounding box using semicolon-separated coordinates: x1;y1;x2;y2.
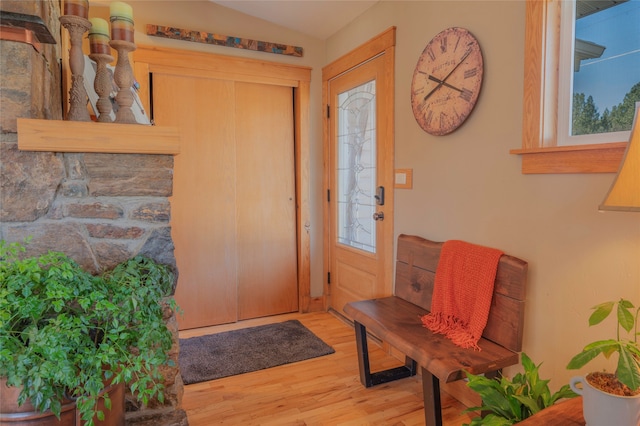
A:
179;311;476;425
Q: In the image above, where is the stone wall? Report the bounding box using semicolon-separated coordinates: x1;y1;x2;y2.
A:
0;1;186;424
1;148;176;275
0;0;62;130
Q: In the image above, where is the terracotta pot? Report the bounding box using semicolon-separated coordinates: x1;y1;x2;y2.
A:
0;377;75;425
570;375;640;426
0;378;124;426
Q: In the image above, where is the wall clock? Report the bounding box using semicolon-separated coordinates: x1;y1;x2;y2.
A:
410;27;484;136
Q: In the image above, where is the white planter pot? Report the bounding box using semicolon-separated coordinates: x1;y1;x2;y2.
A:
570;376;640;426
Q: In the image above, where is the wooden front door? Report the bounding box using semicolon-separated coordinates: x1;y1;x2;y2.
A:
323;28;396;318
152;73;298;329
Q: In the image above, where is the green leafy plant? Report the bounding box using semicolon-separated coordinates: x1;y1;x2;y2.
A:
566;299;640;394
0;239;178;425
463;353;576;425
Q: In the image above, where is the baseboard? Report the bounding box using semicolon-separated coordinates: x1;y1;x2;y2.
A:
304;296;325;312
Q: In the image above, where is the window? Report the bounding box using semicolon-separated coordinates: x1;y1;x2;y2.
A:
337;80;377;253
559;0;640;145
514;0;639;173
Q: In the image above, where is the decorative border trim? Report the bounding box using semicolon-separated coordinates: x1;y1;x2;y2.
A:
146;24;303;57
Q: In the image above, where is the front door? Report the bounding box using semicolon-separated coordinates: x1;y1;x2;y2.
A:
324;29;396;318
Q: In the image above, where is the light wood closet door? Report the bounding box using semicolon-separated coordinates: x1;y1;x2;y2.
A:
152;74;297;329
235;82;298;320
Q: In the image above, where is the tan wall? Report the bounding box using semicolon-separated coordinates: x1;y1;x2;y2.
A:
327;1;640;389
108;0;640;390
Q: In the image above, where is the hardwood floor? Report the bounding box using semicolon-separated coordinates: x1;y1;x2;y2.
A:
179;311;476;425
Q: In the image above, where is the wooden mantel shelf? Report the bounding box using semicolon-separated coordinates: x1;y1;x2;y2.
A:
17;118;180;155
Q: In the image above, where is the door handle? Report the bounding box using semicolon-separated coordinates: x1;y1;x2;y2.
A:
374;186;385;206
373;211;384;221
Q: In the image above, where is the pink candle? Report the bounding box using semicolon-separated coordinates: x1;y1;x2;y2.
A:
64;0;89;19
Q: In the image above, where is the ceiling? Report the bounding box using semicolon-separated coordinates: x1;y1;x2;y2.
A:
211;0;625;40
211;1;378;40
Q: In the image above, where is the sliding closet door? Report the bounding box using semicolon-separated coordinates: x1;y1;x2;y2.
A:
153;73;238;328
235;82;298;320
152;74;298;329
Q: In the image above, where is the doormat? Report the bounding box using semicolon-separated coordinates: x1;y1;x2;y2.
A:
179;319;335;385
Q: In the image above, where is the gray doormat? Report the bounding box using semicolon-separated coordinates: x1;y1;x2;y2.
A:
179;319;335;384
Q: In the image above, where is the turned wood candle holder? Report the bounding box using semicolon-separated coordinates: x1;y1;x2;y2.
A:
89;53;115;122
109;39;137;124
60;14;91;121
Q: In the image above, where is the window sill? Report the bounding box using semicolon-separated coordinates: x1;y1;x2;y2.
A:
17;118;181;155
510;142;626;174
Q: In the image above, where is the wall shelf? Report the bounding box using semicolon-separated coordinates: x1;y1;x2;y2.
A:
17;118;180;155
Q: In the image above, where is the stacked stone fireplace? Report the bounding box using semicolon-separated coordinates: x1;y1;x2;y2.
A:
0;1;186;424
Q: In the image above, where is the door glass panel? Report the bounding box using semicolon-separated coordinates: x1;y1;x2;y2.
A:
336;79;376;253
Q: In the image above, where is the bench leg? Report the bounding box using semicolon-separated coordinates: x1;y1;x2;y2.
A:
353;321;417;387
422;368;443;426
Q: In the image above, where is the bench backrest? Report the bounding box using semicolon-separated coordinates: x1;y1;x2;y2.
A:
394;234;527;352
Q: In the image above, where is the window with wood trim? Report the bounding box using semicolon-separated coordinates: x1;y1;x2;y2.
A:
513;0;638;174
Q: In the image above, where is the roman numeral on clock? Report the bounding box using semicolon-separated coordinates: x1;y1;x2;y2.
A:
460;89;473;102
426;110;434;126
440;112;447;129
464;68;478;79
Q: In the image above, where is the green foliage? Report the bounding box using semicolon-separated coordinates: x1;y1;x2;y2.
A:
572;81;640;135
0;239;177;425
572;93;602;135
463;353;577;425
566;299;640;392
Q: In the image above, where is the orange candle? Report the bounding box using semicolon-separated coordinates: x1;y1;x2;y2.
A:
110;2;134;42
64;0;89;19
89;18;111;55
110;18;134;42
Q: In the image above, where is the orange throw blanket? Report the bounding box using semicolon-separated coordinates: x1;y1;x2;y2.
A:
421;240;503;350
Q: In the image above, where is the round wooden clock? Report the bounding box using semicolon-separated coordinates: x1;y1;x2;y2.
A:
410;27;484;136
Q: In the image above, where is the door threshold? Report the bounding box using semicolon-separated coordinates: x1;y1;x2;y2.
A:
179;311;303;339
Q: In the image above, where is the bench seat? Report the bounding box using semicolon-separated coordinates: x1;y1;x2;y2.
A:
344;296;519;384
343;234;528;426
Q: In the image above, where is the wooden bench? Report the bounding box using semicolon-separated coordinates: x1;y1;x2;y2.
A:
343;234;528;426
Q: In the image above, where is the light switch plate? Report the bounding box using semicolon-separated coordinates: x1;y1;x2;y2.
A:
395;168;413;189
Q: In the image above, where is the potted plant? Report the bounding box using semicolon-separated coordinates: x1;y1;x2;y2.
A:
463;353;576;425
0;239;177;425
567;298;640;425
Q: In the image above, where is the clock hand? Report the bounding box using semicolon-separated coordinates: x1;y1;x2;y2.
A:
440;48;471;84
427;74;463;93
422;82;442;101
422;49;471;101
